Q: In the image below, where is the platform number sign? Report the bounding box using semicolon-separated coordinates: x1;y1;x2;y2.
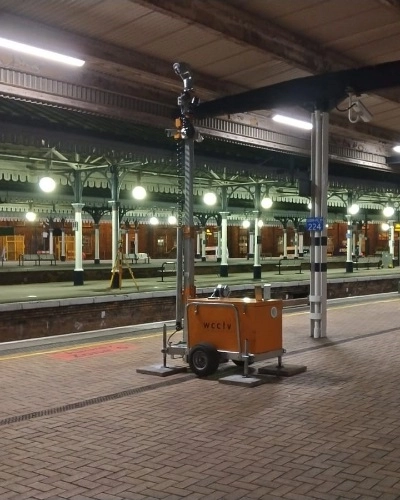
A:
306;217;324;232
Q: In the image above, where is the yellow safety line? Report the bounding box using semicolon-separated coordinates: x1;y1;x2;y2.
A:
2;297;399;360
0;332;162;361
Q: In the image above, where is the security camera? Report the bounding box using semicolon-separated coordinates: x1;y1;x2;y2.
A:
173;62;193;91
353;100;373;122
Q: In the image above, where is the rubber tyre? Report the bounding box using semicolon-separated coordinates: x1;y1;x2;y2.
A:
188;343;220;377
232;359;254;367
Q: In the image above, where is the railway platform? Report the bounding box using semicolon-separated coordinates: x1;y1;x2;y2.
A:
0;257;400;344
1;292;400;499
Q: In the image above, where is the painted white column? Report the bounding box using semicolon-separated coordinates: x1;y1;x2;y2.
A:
220;212;228;277
71;203;84;285
294;229;299;259
253;212;261;279
134;229;139;256
61;228;66;261
346;214;353;272
125;230;129;257
248;232;254;258
389;220;395;258
49;228;54;255
298;232;304;257
357;232;363;252
94;224;100;264
283;228;288;258
216;229;221;262
309;110;329;339
196;231;201;259
108;201;119;265
201;228;206;261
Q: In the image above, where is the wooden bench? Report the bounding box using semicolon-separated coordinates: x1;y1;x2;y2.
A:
39;253;57;265
127;252;150;264
19;254;40;266
19;253;56;266
276;258;302;275
364;256;382;269
158;261;176;281
260;253;272;260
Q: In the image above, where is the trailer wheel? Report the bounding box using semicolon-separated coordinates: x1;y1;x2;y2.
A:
189;343;220;377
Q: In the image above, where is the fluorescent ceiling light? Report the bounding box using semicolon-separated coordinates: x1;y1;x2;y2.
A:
393;145;400;153
272;114;312;130
0;37;85;67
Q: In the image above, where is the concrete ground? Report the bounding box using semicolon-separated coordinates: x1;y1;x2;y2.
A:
1;293;400;499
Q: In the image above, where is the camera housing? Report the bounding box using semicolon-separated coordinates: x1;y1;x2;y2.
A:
353;100;372;122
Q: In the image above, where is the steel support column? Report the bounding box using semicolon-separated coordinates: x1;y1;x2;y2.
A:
345;214;353;273
389;220;395;260
182;139;196;342
220;212;229;277
175;226;183;330
310;110;328;338
109;200;120;288
201;227;206;261
94;224;100;264
283;228;288;259
60;227;66;262
71;203;84;286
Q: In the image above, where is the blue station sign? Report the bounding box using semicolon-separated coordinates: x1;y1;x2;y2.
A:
305;217;324;231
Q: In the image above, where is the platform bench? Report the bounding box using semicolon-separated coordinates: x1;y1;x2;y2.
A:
19;254;40;266
260;252;272;260
127;252;150;264
365;256;383;269
19;253;57;266
39;253;57;265
276;258;302;275
158;261;176;281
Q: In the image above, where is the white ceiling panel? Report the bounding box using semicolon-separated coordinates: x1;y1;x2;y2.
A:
0;0;398;148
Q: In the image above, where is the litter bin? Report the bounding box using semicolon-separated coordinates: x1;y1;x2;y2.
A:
263;283;271;300
382;252;393;268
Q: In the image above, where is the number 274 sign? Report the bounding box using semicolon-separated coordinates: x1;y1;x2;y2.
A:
306;217;324;231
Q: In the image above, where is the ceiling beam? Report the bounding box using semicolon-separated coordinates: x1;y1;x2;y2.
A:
0;12;242;100
133;0;354;74
379;0;400;8
134;0;400;105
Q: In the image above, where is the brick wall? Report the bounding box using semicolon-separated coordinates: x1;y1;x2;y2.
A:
0;277;398;343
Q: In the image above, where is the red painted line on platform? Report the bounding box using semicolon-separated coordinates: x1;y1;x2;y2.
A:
49;343;136;360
